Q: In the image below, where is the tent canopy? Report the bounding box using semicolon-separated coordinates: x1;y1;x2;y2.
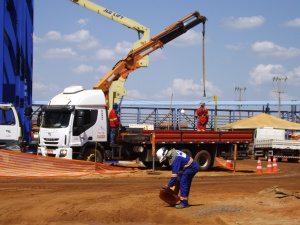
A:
219;113;300;130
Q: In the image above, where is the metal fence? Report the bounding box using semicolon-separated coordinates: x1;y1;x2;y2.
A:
31;103;300;131
119;106;300;131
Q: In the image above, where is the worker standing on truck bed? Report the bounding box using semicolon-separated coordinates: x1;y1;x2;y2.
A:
109;103;120;145
157;148;199;209
195;102;209;131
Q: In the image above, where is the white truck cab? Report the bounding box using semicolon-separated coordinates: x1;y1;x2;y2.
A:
0;104;22;149
38;86;108;161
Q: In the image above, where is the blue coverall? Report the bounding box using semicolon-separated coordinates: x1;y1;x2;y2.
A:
168;150;199;206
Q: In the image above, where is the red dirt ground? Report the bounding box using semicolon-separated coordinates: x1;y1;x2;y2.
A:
0;158;299;225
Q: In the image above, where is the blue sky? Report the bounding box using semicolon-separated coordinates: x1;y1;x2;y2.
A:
33;0;300;103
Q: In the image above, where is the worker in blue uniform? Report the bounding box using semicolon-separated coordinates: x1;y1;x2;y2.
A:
156;147;199;209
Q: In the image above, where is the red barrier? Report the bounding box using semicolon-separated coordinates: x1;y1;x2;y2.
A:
0;149;136;177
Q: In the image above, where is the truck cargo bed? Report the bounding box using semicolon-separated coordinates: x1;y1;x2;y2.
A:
136;130;253;144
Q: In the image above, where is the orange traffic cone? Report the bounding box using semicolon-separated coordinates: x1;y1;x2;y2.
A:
272;156;279;172
256;157;263;174
266;157;273;174
225;160;233;168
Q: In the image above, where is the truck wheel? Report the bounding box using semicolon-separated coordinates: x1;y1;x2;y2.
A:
288;158;298;163
194;150;211;171
143;161;161;169
181;149;192;158
84;148;103;163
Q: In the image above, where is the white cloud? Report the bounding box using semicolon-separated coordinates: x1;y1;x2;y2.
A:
221;16;265;30
170;30;203;47
37;29;100;50
71;64;94;75
269;91;298;101
153;78;222;100
62;29;91;43
148;49;167;61
33;82;61;99
248;64;300;89
280;18;300;27
77;39;100;50
252;41;300;59
248;64;285;85
95;41;133;61
125;89;147;100
115;41;133;55
93;65;112;81
225;43;247;50
45;31;61;40
288;65;300;87
95;48;116;60
33;34;45;44
43;48;78;59
96;65;110;74
78;18;89;27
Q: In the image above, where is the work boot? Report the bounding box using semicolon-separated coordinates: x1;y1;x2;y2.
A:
175;203;187;209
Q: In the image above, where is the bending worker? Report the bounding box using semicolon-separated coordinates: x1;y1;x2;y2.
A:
156;147;199;209
109;103;120;145
195;102;209;131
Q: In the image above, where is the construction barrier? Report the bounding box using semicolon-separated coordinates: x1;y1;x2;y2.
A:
0;149;136;177
256;157;263;174
225;159;233;169
272;156;279;172
266;156;273;174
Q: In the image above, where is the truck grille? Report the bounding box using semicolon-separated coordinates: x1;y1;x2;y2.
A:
43;138;59;145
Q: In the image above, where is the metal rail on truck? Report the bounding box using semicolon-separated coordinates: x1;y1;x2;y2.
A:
123;130;253;145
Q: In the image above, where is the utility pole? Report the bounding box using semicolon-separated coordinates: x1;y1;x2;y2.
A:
235;87;246;120
273;76;287;118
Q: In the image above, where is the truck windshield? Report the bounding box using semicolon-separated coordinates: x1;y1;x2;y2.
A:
0;108;15;125
42;111;71;128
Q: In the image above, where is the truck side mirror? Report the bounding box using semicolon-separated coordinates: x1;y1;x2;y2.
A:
25;105;33;119
77;110;85;127
37;112;41;127
77;117;84;127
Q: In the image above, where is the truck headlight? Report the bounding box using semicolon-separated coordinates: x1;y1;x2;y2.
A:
60;149;67;157
133;146;144;153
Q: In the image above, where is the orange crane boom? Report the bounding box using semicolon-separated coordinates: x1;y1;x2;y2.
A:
93;12;207;108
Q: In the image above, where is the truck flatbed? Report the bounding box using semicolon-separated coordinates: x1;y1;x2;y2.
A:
125;130;253;144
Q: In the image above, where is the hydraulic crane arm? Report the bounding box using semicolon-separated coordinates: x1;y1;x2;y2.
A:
69;0;150;67
93;12;207;109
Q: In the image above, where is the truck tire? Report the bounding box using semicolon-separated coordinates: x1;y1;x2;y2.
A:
288;158;298;163
181;149;192;158
83;148;103;163
143;161;161;169
194;150;211;171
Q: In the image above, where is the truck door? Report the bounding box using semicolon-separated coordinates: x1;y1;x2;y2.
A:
0;106;21;146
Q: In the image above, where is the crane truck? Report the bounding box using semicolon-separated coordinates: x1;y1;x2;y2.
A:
37;1;253;171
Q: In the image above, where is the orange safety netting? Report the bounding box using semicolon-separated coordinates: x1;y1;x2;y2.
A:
0;149;136;177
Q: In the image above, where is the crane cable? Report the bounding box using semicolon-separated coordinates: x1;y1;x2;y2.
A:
202;22;206;97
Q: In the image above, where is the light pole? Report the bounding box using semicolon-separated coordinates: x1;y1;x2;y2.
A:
273;76;287;118
235;87;246;120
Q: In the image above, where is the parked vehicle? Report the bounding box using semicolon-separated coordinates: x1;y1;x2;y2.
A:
0;103;37;153
253;127;300;162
